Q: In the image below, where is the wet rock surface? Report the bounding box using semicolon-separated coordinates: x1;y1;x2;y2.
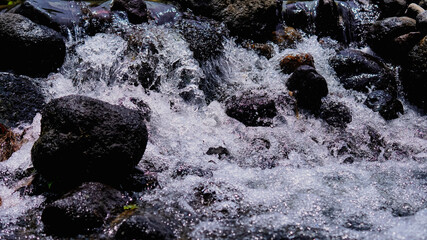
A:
367;16;418;61
286;65;328;111
365;90;404;120
0;73;45;128
330;49;397;93
31;95;149;185
225;92;277;127
42;182;129;236
111;0;149;24
173;0;278;41
0;13;66;77
319;102;352;128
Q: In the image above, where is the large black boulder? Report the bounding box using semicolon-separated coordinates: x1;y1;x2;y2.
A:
42;182;129;236
367;16;419;61
330;49;397;93
111;0;149;24
115;214;175;240
0;73;45;128
0;13;66;77
225;92;277;127
286;65;328;111
31;95;149;185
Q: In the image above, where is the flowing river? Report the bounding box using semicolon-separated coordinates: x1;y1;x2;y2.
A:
0;1;426;239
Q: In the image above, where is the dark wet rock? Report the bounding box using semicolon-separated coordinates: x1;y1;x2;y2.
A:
111;0;148;24
172;162;213;178
286;65;328;111
365;90;403;120
176;15;227;62
225;92;277;127
0;13;66;77
174;0;278;42
31;95;149;186
400;36;427;112
416;10;427;34
282;0;360;43
12;0;82;34
0;73;45;128
392;203;416;217
367;16;417;60
376;0;407;18
243;43;274;59
146;1;182;25
273;26;303;49
421;0;427;9
405;3;425;19
115;214;175;240
280;53;315;74
42;182;129;236
206;146;230;159
319;102;352;128
330;49;397;93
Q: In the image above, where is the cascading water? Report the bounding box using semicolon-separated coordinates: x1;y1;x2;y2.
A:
0;1;426;239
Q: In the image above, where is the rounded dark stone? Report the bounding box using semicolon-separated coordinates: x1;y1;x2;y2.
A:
416;11;427;35
0;13;66;77
286;65;328;111
31;95;149;185
0;73;45;128
367;16;417;60
319;102;352;128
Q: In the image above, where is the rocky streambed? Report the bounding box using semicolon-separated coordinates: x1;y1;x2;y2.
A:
0;0;426;239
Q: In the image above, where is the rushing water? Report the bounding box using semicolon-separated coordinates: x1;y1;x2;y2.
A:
1;3;427;239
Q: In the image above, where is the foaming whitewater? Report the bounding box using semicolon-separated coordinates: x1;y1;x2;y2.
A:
1;14;426;240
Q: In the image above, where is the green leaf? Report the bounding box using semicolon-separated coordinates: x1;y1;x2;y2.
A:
123;204;138;210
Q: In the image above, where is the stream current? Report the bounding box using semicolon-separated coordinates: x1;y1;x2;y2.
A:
0;4;427;239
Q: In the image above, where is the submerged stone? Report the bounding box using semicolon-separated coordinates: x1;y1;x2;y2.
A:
365;90;404;120
31;95;149;185
0;13;66;77
319;101;352;128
